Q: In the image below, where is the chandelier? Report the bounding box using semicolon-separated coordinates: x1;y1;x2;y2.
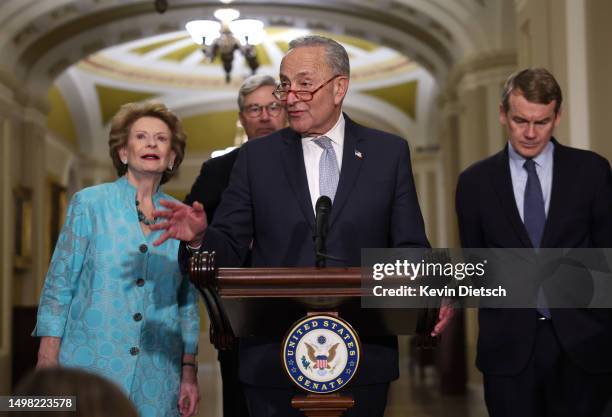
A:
186;9;265;83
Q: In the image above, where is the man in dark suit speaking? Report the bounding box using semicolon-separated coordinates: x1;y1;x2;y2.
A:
183;74;286;417
456;68;612;416
153;35;452;417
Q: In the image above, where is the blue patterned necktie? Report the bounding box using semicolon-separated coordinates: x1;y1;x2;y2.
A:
313;136;340;202
523;159;551;318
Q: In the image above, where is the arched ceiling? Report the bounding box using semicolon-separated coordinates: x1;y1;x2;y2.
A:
47;26;438;158
0;0;515;95
0;0;517;162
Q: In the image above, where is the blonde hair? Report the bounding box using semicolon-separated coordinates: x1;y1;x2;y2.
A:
108;101;187;184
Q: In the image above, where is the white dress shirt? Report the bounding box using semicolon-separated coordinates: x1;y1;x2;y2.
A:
301;113;345;212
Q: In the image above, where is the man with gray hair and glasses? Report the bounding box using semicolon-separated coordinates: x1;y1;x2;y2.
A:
182;74;286;417
153;35;452;416
184;74;286;221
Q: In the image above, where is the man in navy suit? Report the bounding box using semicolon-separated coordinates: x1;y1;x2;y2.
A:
183;74;286;417
456;68;612;417
154;35;452;417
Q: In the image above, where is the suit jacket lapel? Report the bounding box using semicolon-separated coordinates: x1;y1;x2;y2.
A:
541;138;564;247
329;115;364;228
491;147;533;248
280;129;315;229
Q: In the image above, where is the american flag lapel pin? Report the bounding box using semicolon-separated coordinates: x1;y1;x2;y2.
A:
354;149;363;159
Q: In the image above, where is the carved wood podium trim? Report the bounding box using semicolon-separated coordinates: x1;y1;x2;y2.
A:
189;251;439;417
292;394;355;417
189;251;439;348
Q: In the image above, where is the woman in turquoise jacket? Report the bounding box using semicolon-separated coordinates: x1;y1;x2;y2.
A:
34;102;200;417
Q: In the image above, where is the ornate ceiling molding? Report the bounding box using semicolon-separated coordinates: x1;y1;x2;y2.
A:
13;0;462;89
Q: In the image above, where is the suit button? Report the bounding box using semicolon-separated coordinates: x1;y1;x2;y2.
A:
136;278;145;287
139;244;148;253
133;313;142;322
129;347;139;356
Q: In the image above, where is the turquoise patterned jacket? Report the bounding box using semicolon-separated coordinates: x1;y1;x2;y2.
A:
34;176;200;417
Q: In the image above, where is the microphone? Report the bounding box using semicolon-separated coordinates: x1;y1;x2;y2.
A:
314;196;332;267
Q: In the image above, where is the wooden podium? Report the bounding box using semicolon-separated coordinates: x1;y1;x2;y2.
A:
189;251;439;416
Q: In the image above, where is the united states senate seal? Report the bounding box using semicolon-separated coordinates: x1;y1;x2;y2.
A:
282;314;361;394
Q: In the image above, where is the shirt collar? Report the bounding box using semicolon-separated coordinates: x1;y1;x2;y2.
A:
302;113;345;146
508;140;554;169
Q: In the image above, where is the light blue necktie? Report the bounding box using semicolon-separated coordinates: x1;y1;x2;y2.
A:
313;136;339;202
523;159;551;319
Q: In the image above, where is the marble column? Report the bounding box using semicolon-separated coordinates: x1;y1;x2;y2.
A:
439;49;517;388
20;104;49;305
514;0;597;150
0;83;19;393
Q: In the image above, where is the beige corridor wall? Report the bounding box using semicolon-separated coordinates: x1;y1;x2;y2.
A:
587;0;612;162
0;118;13;393
458;87;489;171
516;0;569;143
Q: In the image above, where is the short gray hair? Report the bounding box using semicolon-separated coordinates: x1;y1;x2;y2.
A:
288;35;350;77
237;74;278;111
